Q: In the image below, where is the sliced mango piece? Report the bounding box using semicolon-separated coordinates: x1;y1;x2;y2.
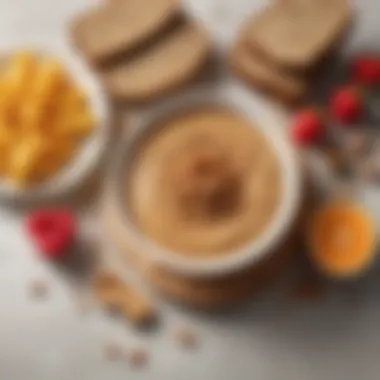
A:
32;58;68;101
8;137;46;186
56;110;95;139
0;51;95;187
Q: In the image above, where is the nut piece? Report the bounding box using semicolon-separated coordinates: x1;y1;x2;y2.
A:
174;327;198;349
128;348;148;368
29;278;49;299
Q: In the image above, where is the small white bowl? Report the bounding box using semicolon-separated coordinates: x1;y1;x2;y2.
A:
108;85;302;279
0;48;111;204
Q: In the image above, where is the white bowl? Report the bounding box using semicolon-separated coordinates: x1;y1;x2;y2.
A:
108;85;302;278
0;48;111;204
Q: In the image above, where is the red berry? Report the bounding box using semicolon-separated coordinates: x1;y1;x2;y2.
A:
290;109;324;146
25;209;76;260
330;87;363;124
352;56;380;85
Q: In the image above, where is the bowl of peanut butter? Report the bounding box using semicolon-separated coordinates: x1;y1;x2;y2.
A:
108;86;302;278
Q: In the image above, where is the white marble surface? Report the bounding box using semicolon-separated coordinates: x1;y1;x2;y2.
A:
1;0;380;379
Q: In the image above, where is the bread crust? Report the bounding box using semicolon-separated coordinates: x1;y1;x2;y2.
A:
230;39;307;104
244;0;354;71
70;0;181;64
100;22;211;102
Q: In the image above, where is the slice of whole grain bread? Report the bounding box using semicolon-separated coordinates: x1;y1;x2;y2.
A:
244;0;353;71
70;0;180;64
230;39;307;104
101;21;210;102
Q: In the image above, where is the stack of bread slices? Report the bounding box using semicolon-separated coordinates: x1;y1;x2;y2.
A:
230;0;354;105
70;0;211;103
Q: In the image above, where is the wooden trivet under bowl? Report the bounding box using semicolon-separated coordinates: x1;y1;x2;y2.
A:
101;175;313;310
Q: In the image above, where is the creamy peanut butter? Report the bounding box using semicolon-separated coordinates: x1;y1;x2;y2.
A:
127;108;282;258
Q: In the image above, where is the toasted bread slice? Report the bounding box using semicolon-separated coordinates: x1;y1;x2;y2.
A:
230;40;307;103
71;0;180;63
244;0;353;70
101;22;210;102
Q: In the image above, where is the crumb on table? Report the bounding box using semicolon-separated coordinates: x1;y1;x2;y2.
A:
127;348;149;368
29;278;49;299
174;327;198;349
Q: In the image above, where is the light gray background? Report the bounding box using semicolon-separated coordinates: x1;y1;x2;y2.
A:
1;0;380;379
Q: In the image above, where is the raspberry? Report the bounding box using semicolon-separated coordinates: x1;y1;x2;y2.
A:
25;209;76;260
352;56;380;85
330;87;363;124
290;109;324;146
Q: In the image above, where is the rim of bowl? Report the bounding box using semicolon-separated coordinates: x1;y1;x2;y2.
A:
110;86;302;278
0;47;111;204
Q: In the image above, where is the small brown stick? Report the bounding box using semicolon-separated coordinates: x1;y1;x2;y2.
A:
93;270;156;326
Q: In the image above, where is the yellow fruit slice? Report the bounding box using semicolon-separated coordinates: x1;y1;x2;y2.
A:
62;88;88;111
0;127;11;175
32;58;68;101
4;52;37;92
8;137;46;186
36;139;76;179
0;51;95;187
56;110;95;139
19;102;46;132
9;137;76;186
308;201;376;278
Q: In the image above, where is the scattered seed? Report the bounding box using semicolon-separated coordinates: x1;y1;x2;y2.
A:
128;348;148;368
29;279;49;299
174;327;198;349
104;343;124;361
